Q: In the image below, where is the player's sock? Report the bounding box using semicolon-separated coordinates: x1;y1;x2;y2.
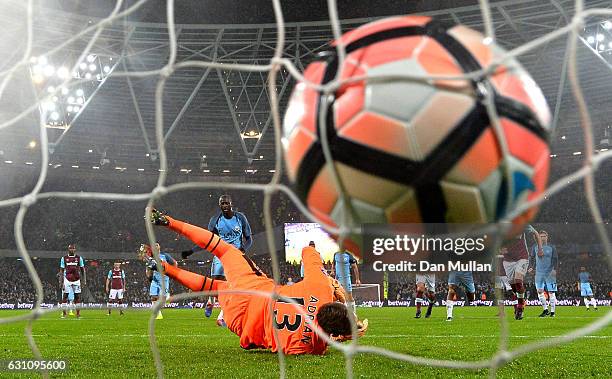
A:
510;284;518;313
424;304;433;317
424;304;433;318
107;302;111;315
446;300;454;319
425;293;435;318
538;292;548;311
584;297;590;309
415;290;424;313
216;309;226;327
119;300;124;315
515;282;525;319
547;292;556;315
161;261;222;292
515;282;525;310
591;298;598;310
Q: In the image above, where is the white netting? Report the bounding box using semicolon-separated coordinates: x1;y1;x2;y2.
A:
0;0;611;378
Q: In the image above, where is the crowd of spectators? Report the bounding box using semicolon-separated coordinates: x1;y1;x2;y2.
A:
0;255;304;304
0;258;65;303
536;157;611;225
0;171;303;253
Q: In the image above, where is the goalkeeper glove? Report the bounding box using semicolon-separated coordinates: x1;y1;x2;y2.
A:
329;277;347;304
147;208;169;226
138;244;152;260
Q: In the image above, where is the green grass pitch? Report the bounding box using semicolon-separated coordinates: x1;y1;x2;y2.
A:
0;307;609;378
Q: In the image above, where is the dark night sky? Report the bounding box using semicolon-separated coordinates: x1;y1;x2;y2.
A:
51;0;483;24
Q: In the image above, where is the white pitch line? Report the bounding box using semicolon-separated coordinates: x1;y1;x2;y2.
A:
0;334;609;339
367;335;611;339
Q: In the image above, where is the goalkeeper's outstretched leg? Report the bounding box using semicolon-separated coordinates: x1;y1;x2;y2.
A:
149;208;264;283
139;249;226;293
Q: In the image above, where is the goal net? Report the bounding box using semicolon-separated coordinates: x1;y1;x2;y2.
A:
0;0;610;378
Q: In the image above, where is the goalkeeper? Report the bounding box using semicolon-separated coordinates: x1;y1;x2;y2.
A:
140;208;368;355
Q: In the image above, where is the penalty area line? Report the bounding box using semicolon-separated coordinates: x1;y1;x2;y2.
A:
367;335;611;339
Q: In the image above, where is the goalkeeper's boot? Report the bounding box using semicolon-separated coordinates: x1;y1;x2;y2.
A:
425;305;433;318
414;309;421;319
549;312;555;317
149;208;169;226
204;301;213;318
538;309;550;317
446;316;453;322
156;311;163;320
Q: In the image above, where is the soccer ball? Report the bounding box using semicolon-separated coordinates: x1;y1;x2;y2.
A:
282;16;551;243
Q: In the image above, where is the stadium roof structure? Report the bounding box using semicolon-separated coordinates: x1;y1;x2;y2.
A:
0;0;611;180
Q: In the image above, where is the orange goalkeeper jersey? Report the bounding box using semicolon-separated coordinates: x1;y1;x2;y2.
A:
238;246;334;355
